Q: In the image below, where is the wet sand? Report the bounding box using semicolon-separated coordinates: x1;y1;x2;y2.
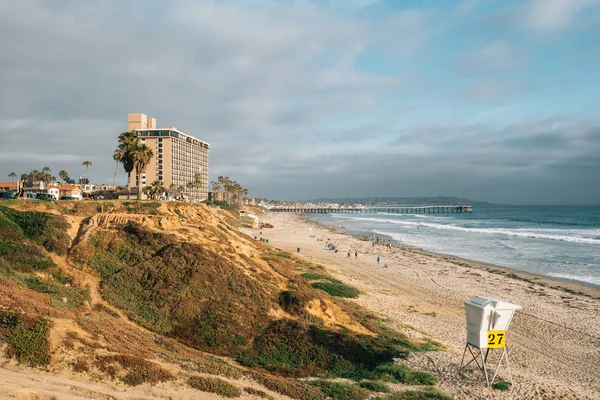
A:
248;212;600;400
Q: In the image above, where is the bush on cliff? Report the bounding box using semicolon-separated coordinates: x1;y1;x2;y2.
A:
0;205;70;255
0;310;51;367
79;222;275;354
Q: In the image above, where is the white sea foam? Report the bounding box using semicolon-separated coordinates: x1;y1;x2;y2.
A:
547;273;600;286
335;216;600;245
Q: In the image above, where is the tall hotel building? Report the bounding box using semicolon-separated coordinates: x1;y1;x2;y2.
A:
127;113;210;201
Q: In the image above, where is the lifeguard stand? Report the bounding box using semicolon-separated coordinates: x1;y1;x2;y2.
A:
459;296;521;386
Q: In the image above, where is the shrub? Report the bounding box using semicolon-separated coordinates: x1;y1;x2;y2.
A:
309;380;369;400
373;364;437;386
122;201;161;215
92;303;121;318
19;258;55;270
301;273;341;283
277;252;292;259
238;319;409;378
492;381;511;391
72;358;90;373
187;376;242;398
3;316;51;367
372;390;452;400
0;206;70;255
244;387;273;399
0;311;22;328
63;331;77;349
357;381;390;392
252;373;325;400
23;277;89;309
179;357;243;379
311;282;360;298
95;355;173;386
279;290;315;317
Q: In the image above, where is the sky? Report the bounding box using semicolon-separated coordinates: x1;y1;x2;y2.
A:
0;0;599;205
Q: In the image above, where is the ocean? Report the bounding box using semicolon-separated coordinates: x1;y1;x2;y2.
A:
309;205;600;288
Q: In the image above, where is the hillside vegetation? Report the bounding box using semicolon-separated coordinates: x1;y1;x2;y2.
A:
0;200;448;399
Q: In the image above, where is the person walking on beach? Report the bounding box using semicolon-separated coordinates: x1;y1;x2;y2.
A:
347;250;351;257
355;251;358;259
377;256;380;265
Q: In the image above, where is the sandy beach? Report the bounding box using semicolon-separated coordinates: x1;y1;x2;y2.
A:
248;212;600;400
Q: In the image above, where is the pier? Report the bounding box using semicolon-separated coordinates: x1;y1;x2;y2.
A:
269;205;473;214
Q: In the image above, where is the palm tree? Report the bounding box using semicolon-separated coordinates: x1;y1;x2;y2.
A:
38;167;53;185
82;161;92;182
28;169;42;185
187;172;204;193
148;180;166;199
58;170;69;184
8;172;16;182
211;180;222;193
114;131;139;199
217;176;232;204
133;144;154;200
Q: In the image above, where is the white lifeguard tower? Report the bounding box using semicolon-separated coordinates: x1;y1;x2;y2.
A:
459;296;521;386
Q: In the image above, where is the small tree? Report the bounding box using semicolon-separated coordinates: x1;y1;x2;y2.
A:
58;170;69;184
8;172;17;182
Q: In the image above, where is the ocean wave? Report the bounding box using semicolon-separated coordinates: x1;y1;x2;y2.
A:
351;216;600;245
376;212;446;219
507;216;599;227
546;273;600;286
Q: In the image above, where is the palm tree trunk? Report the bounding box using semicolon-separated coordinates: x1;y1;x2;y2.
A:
137;173;142;200
113;161;118;189
127;172;131;200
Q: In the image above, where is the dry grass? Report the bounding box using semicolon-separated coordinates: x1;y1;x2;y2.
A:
251;373;325;400
95;354;173;386
187;376;242;398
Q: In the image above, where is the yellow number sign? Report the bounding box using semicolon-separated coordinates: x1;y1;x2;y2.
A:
487;330;506;348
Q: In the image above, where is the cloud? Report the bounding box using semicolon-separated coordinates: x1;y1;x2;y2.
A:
455;41;524;74
463;80;534;100
0;0;598;205
246;119;600;204
522;0;599;34
455;0;479;16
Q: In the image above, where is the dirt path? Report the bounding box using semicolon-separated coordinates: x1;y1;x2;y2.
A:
254;213;600;400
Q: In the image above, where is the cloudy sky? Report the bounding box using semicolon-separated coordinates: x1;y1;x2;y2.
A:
1;0;599;204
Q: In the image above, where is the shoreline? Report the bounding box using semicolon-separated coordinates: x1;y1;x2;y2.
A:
248;211;600;400
300;215;600;298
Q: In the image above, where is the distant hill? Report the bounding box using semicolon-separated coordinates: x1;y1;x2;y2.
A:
302;196;492;206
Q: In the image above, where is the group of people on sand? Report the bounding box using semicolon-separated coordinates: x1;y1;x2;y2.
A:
321;235;389;267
